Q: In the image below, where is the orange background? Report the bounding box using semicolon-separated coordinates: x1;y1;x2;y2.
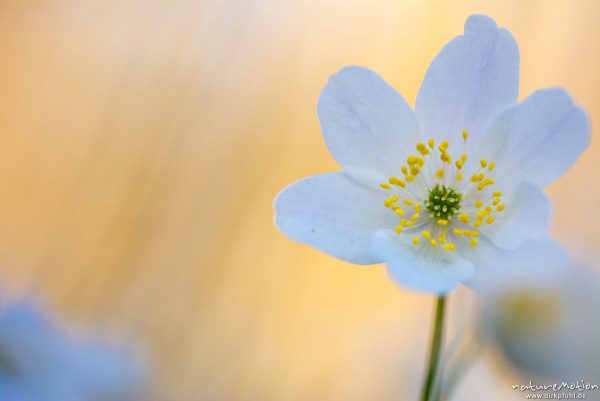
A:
0;1;598;400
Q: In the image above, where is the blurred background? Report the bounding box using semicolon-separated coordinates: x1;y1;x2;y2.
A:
0;0;599;400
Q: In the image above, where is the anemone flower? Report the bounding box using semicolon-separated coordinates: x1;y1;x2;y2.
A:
0;302;145;401
478;243;600;386
274;15;589;294
274;14;590;401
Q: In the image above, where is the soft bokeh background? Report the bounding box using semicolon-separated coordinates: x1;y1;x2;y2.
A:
0;1;599;400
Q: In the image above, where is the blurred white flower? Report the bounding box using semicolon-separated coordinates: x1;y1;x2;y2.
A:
478;242;600;383
274;14;589;293
0;302;145;401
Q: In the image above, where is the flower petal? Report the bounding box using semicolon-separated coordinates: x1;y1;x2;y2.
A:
369;230;475;294
478;181;551;249
462;236;570;290
274;172;394;264
317;66;421;177
477;88;590;188
415;15;519;146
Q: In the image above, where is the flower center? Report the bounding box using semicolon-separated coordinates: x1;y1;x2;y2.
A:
499;290;561;331
426;184;462;220
378;130;506;252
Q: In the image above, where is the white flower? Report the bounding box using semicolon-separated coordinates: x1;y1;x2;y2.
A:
0;302;145;401
274;15;590;294
477;241;600;382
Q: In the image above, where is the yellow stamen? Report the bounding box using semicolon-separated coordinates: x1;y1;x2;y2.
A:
381;135;506;251
477;178;495;190
471;173;484;182
417;142;430;156
444;243;457;251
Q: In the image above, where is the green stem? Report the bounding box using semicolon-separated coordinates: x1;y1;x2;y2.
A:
419;295;447;401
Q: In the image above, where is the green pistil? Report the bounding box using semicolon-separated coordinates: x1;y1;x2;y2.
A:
425;184;462;220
